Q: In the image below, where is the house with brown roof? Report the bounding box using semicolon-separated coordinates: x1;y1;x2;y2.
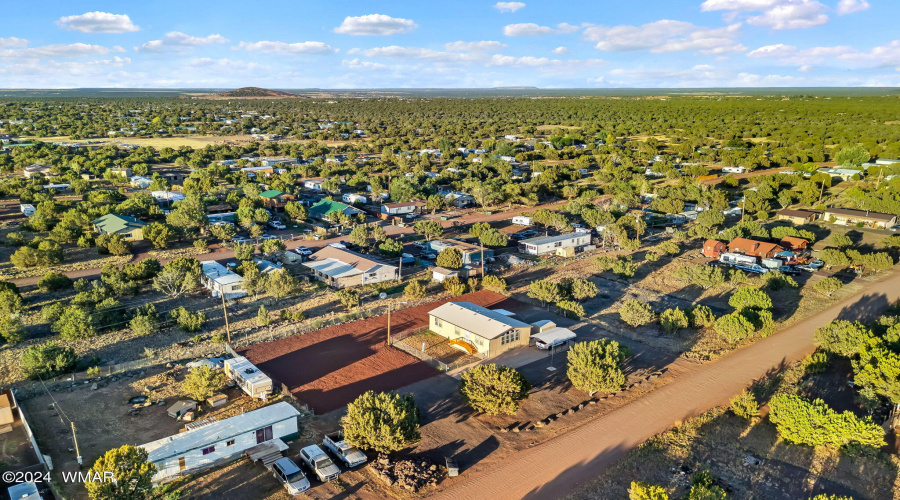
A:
727;238;784;259
776;209;821;225
778;236;809;251
823;208;897;229
302;245;398;288
702;239;726;258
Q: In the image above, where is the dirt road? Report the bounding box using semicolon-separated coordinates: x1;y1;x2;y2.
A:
433;267;900;500
7;202;562;286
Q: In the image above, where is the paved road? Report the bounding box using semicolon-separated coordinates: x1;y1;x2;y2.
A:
7;202;564;286
433;266;900;500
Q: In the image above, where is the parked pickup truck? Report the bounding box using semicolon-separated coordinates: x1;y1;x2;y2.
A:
299;445;341;482
323;432;368;467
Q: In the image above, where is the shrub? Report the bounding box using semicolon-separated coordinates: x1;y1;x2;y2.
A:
459;364;531;415
85;445;156;500
629;482;669;500
567;339;630;396
618;300;655;327
342;391;420;453
53;306;97;340
813;277;843;297
813;320;872;357
257;305;271;326
335;289;361;310
181;365;224;401
481;275;508;293
21;342;78;379
37;272;73;292
129;305;160;337
645;252;659;262
169;307;205;332
404;280;427;299
715;312;754;342
689;305;716;328
728;286;772;312
729;389;759;420
556;300;586;319
612;257;637;279
528;280;565;305
435;247;462;269
660;307;689;334
804;352;830;374
442;277;466;296
768;394;884;452
674;265;725;289
569;278;598;301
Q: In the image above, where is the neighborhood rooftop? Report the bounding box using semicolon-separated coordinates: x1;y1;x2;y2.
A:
520;233;584;245
428;301;530;339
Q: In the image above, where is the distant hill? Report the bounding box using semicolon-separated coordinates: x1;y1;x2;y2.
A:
216;87;299;98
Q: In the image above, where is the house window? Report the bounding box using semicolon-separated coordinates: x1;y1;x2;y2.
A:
226;439;235;446
501;331;520;346
434;318;442;327
202;446;215;455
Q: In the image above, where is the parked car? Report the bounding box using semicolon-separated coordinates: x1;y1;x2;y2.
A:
423;251;438;260
299;445;341;482
260;234;278;240
778;266;801;275
272;457;310;495
518;230;538;238
230;236;252;244
268;221;287;230
404;213;418;220
295;246;313;256
808;259;825;269
796;264;818;272
412;241;427;249
891;225;900;232
323;432;368;467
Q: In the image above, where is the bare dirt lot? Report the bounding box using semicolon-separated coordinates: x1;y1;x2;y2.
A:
240;290;520;413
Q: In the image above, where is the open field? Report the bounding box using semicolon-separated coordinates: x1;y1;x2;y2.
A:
239;290;518;413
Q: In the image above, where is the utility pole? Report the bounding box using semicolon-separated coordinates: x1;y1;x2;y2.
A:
72;422;82;465
480;240;485;278
817;177;827;205
397;255;402;282
386;303;392;347
221;293;231;344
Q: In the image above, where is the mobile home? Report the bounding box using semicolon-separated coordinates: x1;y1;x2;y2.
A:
224;356;273;399
140;402;300;483
518;233;591;256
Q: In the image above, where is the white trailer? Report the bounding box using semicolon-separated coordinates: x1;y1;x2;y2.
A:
224;356;273;399
512;216;533;226
722;166;746;174
719;252;757;266
20;204;35;217
761;258;783;269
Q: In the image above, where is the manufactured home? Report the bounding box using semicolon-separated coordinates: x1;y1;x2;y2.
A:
518;233;591;256
224;356;273;399
140;402;300;483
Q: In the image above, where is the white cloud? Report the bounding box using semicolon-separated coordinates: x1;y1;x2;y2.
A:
238;41;337;55
136;32;228;53
748;43;856;65
836;0;870;15
494;2;526;13
185;58;266;72
0;37;28;48
701;0;828;30
552;46;569;54
444;40;506;51
361;46;472;62
342;58;389;70
583;20;746;54
488;54;603;67
0;43;115;59
55;12;139;33
503;22;579;36
333;14;417;36
798;64;813;71
602;65;801;87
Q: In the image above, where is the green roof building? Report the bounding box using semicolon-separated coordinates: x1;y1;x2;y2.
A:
92;214;147;241
309;199;364;220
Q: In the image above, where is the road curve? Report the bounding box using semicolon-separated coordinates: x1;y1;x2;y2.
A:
433;267;900;500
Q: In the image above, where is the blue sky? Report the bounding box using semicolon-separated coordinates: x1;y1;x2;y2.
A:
0;0;897;88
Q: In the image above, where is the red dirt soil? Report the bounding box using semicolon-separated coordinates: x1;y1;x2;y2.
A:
240;290;521;413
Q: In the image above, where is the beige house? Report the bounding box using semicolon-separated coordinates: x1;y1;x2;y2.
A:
428;302;532;357
823;208;897;229
303;245;398;288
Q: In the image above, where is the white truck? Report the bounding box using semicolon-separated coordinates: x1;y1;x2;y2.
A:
299;445;341;482
512;216;533;226
322;432;368;467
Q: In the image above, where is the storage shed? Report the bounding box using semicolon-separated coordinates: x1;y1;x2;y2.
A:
167;400;197;419
702;239;726;258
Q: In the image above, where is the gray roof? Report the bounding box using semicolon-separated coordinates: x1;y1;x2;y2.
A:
141;402;298;463
520;233;588;246
428;301;530;340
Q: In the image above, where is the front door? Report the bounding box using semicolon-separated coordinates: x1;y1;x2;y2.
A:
256;425;273;444
179;457;186;471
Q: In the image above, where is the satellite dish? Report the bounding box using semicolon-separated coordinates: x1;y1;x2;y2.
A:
379;292;388;300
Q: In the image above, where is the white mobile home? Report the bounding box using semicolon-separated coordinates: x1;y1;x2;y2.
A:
518;233;592;256
140;402;299;483
224;356;273;399
200;261;246;300
342;193;368;205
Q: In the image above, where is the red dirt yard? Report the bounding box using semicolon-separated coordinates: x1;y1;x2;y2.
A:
240;290;519;413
